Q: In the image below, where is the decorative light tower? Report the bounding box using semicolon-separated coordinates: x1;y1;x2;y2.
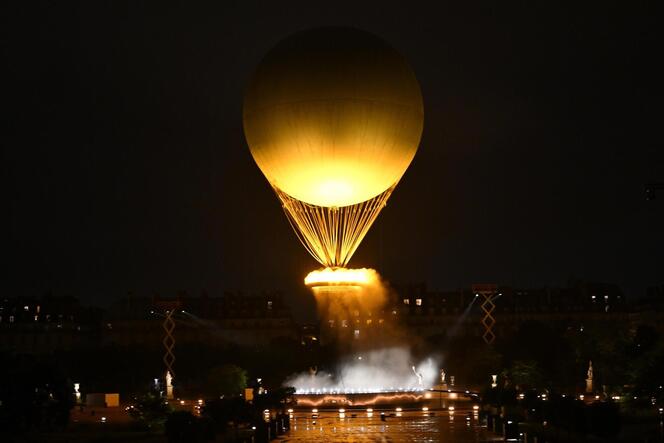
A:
154;298;181;400
472;284;498;344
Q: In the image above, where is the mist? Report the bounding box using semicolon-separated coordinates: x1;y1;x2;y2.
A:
285;347;439;393
285;268;443;393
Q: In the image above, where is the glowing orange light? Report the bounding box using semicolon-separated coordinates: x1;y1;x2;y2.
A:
295;392;426;407
305;267;376;288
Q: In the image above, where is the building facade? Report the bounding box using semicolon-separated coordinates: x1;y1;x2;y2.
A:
317;281;663;345
0;291;298;354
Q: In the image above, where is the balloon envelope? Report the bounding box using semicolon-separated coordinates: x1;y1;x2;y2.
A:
244;27;423;207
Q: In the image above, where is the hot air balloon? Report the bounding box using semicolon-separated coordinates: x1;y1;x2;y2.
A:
243;27;423;271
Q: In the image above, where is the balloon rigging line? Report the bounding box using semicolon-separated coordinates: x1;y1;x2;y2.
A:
275;184;396;268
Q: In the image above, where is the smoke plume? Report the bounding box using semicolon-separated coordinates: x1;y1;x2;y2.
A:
285;347;438;393
286;268;442;393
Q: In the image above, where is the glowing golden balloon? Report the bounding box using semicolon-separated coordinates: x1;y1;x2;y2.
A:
244;28;423;267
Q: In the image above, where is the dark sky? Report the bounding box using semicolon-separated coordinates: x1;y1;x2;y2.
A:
4;1;662;317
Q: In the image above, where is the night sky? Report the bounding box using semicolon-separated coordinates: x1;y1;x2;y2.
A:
5;1;662;317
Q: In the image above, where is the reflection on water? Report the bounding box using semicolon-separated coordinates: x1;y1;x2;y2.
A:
282;410;502;442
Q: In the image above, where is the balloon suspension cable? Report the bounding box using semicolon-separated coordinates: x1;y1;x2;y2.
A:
274;185;396;268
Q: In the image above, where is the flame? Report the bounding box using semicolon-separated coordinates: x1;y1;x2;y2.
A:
305;267;377;287
294;392;426;407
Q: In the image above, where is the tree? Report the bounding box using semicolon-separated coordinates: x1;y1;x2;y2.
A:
0;353;74;433
206;364;247;397
500;321;576;389
588;401;621;438
253;386;296;412
165;410;211;443
127;391;173;430
510;360;544;390
445;336;503;386
629;342;664;397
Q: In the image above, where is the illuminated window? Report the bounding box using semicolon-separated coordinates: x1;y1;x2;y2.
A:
328;319;335;327
353;329;360;339
341;319;348;328
366;319;372;325
24;305;29;311
378;319;384;324
415;298;422;306
403;299;410;305
10;315;15;323
267;300;273;310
